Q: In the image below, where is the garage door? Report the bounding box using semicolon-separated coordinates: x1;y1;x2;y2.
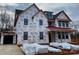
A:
3;35;13;44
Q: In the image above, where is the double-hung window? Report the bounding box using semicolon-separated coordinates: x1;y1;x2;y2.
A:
58;32;62;39
58;32;69;39
62;22;65;27
39;32;43;40
24;32;28;40
39;19;43;25
66;22;69;28
58;21;69;28
24;19;28;25
58;22;61;27
65;33;69;39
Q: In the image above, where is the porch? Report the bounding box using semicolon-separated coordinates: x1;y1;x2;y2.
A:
47;26;76;43
48;31;71;43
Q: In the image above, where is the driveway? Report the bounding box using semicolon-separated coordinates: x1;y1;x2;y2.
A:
0;45;24;55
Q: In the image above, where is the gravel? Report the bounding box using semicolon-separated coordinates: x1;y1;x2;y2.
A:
0;45;24;55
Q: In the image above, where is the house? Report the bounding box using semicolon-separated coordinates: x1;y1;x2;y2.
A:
14;4;75;45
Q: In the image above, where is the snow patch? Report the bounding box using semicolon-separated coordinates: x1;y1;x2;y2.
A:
22;43;48;55
70;44;79;50
48;47;62;52
21;43;79;55
50;42;71;49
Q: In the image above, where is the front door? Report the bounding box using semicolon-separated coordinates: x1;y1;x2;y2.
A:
49;32;52;42
49;32;55;42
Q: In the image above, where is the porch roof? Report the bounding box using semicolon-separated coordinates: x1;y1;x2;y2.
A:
47;26;76;32
0;31;16;35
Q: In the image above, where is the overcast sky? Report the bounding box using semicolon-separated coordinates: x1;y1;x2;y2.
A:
0;3;79;21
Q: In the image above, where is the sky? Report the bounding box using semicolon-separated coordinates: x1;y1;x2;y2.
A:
0;3;79;21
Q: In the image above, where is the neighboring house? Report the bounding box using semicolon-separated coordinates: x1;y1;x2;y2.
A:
14;4;75;45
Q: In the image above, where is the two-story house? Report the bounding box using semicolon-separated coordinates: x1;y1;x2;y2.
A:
14;4;75;45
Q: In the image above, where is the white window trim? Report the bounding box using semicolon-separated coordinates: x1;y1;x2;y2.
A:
58;21;69;28
58;32;69;39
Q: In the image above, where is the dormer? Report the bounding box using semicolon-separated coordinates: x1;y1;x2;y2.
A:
44;11;53;19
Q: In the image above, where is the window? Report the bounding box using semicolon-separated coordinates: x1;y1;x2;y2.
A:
45;12;53;19
58;32;69;39
24;32;28;40
39;19;43;25
62;22;65;27
62;32;65;39
65;33;69;39
58;22;61;27
39;32;43;40
58;32;62;39
24;19;28;25
58;21;69;28
48;13;52;19
66;22;69;27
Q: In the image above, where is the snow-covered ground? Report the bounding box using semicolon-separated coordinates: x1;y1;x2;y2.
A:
21;43;62;55
21;43;48;55
48;47;62;52
50;42;71;49
71;45;79;50
50;42;79;50
21;43;79;55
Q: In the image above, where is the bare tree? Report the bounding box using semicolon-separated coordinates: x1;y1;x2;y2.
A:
0;6;13;31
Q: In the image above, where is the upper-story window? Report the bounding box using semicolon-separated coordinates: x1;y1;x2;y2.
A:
62;22;65;27
58;21;69;28
24;19;28;25
39;19;43;25
66;22;69;27
58;22;62;27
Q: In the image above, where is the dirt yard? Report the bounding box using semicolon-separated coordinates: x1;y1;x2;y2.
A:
0;45;24;55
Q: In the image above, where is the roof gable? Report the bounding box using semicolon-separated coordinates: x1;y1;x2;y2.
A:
19;3;40;16
14;4;40;27
54;11;71;21
32;10;49;20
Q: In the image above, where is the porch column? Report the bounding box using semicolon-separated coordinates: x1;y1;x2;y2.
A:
68;33;71;42
1;33;3;44
50;32;52;42
55;19;58;27
13;35;16;44
55;32;58;42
